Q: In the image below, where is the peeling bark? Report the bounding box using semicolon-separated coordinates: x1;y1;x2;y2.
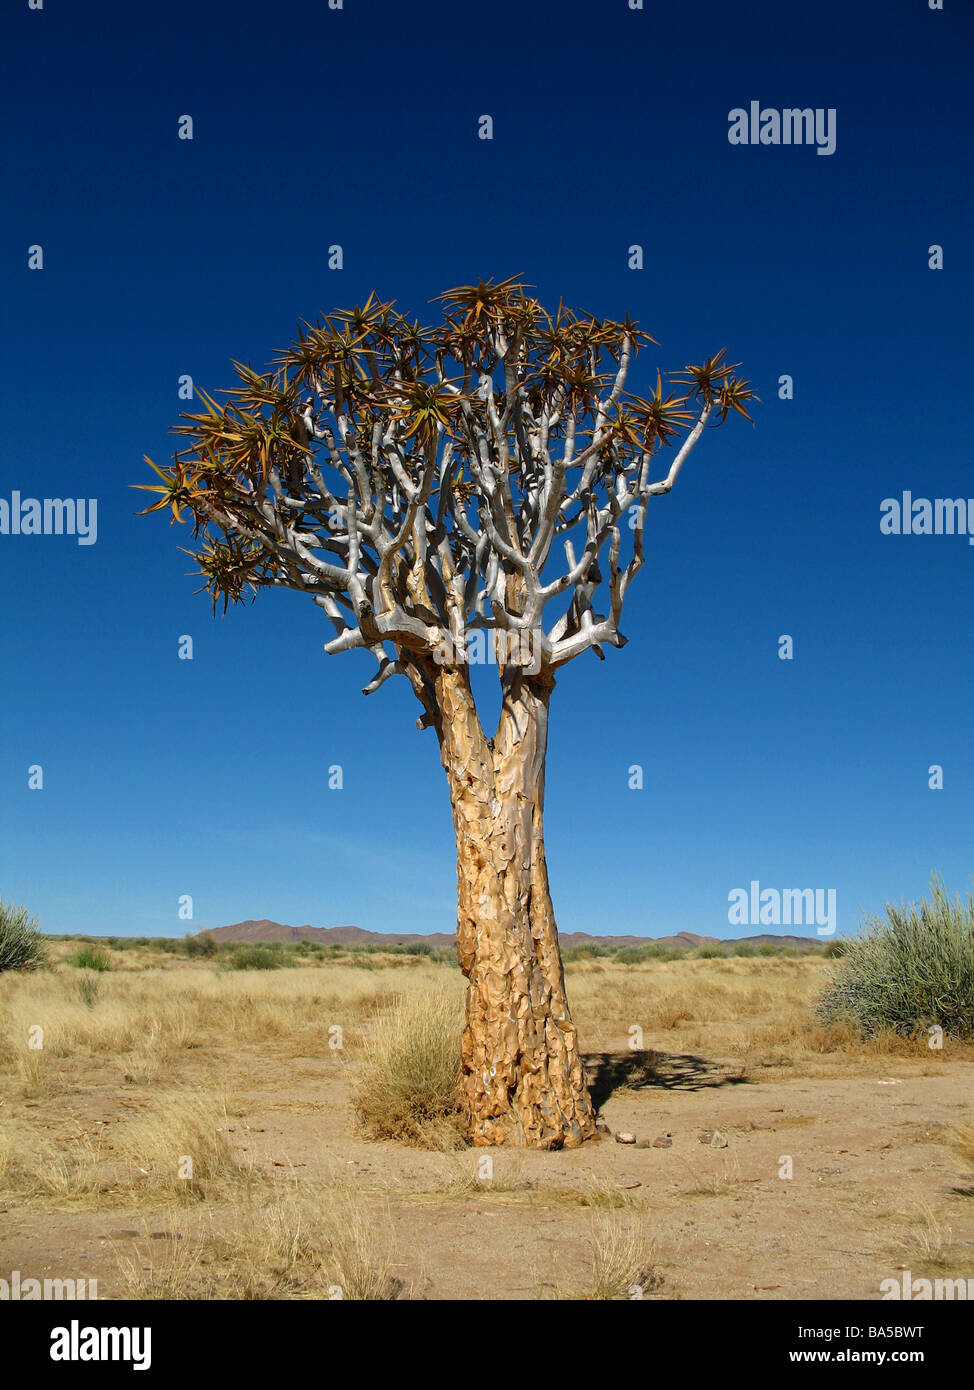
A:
433;662;596;1149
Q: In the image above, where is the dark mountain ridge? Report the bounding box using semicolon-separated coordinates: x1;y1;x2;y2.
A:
202;920;826;950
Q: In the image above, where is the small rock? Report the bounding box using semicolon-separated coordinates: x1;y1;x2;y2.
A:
698;1129;728;1147
652;1134;673;1148
615;1131;636;1145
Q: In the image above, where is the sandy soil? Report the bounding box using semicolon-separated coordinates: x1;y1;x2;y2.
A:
3;1029;972;1300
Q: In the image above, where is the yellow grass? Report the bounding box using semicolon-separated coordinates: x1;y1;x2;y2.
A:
0;1126;102;1198
113;1093;241;1196
113;1184;403;1300
0;960;459;1085
352;986;465;1147
950;1123;974;1170
550;1211;661;1300
2;942;972;1301
892;1197;956;1270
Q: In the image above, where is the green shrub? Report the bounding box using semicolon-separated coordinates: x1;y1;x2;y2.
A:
725;941;758;958
613;947;645;965
0;898;45;972
184;930;217;958
563;943;612;961
224;944;282;971
816;876;974;1038
70;945;112;971
614;943;680;964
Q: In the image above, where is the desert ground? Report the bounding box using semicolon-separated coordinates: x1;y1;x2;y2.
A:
2;942;973;1301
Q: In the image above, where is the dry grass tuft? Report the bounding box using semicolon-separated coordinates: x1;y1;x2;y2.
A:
946;1122;974;1195
575;1174;645;1209
352;988;466;1147
114;1093;242;1196
430;1152;531;1196
682;1156;744;1198
892;1197;955;1269
114;1185;403;1300
0;1126;102;1198
553;1211;661;1300
112;1223;207;1300
949;1123;974;1170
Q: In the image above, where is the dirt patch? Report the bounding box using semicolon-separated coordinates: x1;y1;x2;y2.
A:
2;957;973;1299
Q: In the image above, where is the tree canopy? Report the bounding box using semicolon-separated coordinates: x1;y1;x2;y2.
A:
137;276;755;723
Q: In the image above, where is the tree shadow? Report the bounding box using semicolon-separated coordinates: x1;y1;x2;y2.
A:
582;1049;750;1112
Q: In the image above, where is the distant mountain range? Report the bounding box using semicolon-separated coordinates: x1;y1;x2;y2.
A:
201;919;826;950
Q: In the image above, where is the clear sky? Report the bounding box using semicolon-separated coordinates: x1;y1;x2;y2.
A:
2;0;972;941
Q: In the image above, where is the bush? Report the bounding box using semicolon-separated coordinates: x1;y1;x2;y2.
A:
614;943;679;964
816;876;974;1038
70;945;112;971
224;944;282;971
184;930;217;958
563;943;612;961
0;898;45;972
353;989;465;1146
724;941;759;958
116;935;177;953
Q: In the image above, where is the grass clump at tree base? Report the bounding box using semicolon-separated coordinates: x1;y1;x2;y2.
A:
353;989;466;1148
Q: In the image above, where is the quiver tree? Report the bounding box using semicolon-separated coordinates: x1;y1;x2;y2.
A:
137;277;755;1149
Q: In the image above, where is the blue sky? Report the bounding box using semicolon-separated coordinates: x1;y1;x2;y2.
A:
2;0;972;940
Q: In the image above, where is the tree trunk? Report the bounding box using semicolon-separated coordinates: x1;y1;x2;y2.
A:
433;663;596;1148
